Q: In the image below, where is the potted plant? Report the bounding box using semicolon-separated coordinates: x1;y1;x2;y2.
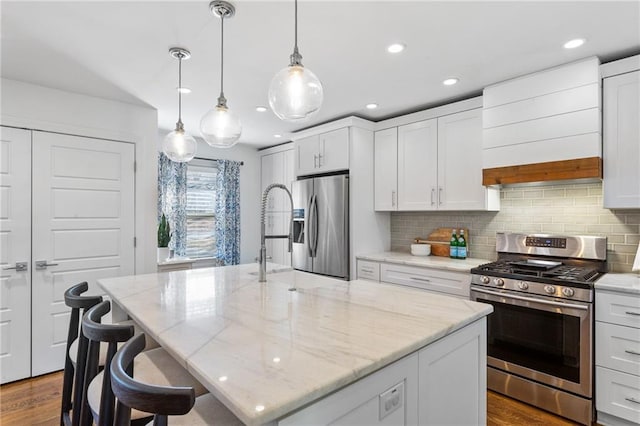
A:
157;213;172;262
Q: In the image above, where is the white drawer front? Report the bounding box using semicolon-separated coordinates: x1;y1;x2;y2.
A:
596;367;640;424
357;260;380;282
596;322;640;376
380;263;469;298
596;291;640;328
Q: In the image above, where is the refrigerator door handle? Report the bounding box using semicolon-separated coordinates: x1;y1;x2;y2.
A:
307;195;315;257
312;194;319;256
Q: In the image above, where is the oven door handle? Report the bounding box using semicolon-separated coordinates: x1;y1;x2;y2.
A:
471;287;590;311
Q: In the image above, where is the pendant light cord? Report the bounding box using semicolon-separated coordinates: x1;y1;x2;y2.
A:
290;0;302;65
178;54;183;124
218;13;226;104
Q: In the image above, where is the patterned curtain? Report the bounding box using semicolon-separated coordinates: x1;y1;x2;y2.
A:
157;153;187;255
215;160;241;265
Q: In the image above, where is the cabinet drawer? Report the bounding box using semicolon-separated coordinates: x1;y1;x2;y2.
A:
596;367;640;424
380;263;469;298
596;291;640;328
596;322;640;376
357;260;380;281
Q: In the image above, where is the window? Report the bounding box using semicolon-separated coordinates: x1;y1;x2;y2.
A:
185;159;218;258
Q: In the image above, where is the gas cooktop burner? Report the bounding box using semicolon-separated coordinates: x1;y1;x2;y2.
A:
473;260;604;286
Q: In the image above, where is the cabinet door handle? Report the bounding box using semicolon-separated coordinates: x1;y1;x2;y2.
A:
3;262;28;272
439;187;443;205
431;188;436;206
625;397;640;405
313;154;318;168
625;349;640;356
391;190;396;207
317;153;323;167
625;311;640;316
361;268;374;273
36;260;59;270
410;276;431;283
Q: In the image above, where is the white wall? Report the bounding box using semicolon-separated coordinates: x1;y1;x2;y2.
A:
1;78;159;273
157;131;261;264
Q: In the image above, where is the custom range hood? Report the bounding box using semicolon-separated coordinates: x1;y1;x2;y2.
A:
481;57;602;186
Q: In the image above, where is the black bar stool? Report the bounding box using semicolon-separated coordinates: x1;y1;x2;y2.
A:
111;333;243;426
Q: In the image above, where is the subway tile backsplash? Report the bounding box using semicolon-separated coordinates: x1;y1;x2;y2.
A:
390;182;640;273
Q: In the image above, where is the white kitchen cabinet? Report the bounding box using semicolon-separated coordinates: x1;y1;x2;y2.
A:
295;127;349;176
596;289;640;425
356;260;380;281
374;106;499;212
261;144;295;213
373;128;398;211
380;262;470;298
603;69;640;208
398;119;438;210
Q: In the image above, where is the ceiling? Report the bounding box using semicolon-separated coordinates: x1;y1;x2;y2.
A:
2;1;639;148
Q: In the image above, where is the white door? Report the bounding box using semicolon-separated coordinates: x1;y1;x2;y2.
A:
31;131;135;375
0;127;32;383
437;109;486;210
374;128;398;211
398;119;438;210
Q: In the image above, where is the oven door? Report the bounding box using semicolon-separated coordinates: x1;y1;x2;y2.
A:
471;286;592;397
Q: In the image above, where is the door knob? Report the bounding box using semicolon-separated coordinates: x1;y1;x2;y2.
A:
35;260;59;270
3;262;28;272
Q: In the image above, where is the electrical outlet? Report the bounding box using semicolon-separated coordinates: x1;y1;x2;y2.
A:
379;381;404;420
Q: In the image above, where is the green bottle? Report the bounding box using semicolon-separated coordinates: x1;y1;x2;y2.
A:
449;229;458;259
457;230;467;259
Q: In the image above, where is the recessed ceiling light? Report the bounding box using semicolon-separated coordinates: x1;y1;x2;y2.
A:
177;87;191;94
365;103;378;110
218;376;228;382
255;405;265;412
563;38;585;49
274;134;282;138
443;78;459;86
387;43;405;54
255;106;267;112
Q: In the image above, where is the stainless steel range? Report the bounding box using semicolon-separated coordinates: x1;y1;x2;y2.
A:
470;232;607;425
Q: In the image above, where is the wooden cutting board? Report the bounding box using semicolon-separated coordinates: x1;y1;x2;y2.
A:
414;227;468;257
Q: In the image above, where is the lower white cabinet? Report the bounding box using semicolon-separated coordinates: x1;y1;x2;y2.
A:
380;263;470;298
357;260;380;281
278;318;486;426
596;289;640;425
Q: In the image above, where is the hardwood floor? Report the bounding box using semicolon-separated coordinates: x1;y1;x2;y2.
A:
1;372;580;425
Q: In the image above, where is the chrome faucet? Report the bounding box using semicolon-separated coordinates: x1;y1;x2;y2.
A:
259;183;294;283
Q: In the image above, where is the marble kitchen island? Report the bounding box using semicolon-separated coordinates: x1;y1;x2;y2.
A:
98;264;493;425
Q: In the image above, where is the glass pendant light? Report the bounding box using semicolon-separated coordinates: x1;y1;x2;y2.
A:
268;0;323;121
163;48;197;162
200;1;242;148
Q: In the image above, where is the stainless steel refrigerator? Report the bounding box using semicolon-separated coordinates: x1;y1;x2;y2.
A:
292;174;349;280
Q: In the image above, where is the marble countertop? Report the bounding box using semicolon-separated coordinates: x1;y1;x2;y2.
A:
595;272;640;295
99;263;492;425
157;257;196;266
357;251;492;272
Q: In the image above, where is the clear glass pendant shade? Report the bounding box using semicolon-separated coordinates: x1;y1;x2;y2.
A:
200;104;242;148
162;129;197;162
268;64;323;121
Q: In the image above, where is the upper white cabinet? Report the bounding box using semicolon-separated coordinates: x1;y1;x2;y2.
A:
602;56;640;209
261;144;294;212
295;127;349;176
482;57;602;184
375;104;499;211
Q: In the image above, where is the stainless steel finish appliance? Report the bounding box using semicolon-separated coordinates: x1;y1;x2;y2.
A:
470;232;607;425
292;174;349;280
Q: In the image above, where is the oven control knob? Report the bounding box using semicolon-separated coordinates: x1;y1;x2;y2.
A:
480;276;490;284
517;281;529;290
493;278;505;287
544;285;556;295
562;288;575;297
